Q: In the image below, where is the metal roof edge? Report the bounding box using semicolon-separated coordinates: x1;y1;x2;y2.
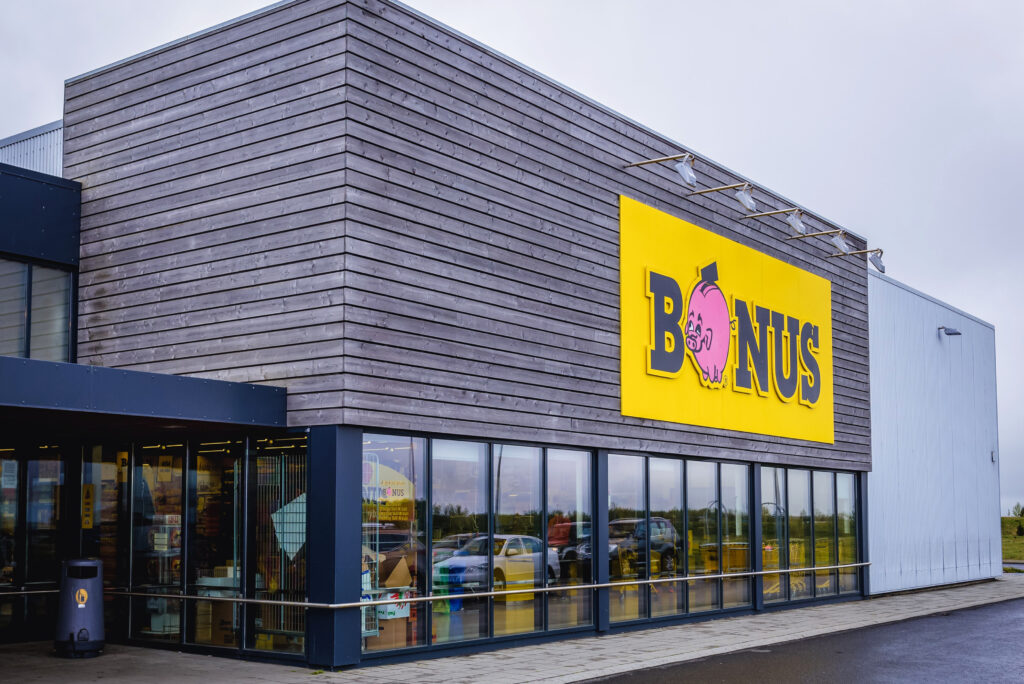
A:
0;120;63;148
869;270;995;331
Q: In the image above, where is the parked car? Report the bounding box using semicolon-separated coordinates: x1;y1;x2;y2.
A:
547;521;592;583
432;534;559;593
430;532;476;565
608;517;682;577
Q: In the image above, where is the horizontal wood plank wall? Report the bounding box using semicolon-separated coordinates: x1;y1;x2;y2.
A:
340;0;870;471
63;0;871;470
64;0;349;421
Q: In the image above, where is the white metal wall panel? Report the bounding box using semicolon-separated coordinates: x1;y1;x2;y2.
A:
868;272;1001;594
0;121;64;176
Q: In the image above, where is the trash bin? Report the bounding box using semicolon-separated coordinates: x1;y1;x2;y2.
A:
55;558;104;657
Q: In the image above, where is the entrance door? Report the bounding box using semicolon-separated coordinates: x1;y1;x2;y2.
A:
0;443;66;641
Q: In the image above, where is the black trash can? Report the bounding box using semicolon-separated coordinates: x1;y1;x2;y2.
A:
55;558;104;657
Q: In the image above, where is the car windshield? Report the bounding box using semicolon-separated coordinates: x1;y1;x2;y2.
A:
608;522;639;538
459;536;503;556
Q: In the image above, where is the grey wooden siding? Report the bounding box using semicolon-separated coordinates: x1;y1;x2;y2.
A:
338;0;870;470
64;0;349;420
64;0;871;470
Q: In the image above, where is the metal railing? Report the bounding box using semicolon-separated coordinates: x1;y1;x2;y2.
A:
0;562;869;609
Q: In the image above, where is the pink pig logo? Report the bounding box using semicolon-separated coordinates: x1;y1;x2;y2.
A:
685;262;731;387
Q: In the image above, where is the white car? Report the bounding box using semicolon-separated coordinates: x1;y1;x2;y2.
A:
433;534;560;593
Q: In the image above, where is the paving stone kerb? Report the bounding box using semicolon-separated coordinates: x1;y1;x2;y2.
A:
3;575;1022;684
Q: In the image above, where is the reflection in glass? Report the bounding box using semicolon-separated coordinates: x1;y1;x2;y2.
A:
788;470;812;600
361;434;427;652
82;444;130;628
1;451;17;586
431;440;488;643
721;464;750;608
188;440;243;647
837;473;858;593
0;259;27;358
26;447;63;583
608;454;646;622
132;443;184;642
649;458;684;617
813;471;837;595
546;449;592;629
761;467;788;602
687;461;719;612
250;436;307;654
29;265;70;362
492;444;543;636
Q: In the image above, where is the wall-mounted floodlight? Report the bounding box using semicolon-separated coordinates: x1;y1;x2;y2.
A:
742;207;807;235
788;228;846;247
938;326;962;336
624;152;699;189
688;182;757;212
826;247;886;273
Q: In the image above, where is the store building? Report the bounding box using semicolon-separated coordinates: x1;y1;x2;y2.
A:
0;0;999;670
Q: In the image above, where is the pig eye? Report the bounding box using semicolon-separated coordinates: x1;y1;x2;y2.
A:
695;322;701;337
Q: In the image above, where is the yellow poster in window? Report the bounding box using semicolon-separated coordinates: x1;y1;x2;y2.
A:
620;196;834;443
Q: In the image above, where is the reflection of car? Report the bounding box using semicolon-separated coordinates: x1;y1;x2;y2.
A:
608;517;681;575
430;533;476;565
361;523;426;566
548;522;592;582
432;535;560;593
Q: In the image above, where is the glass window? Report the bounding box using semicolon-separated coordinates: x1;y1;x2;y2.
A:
1;449;18;587
188;439;243;648
687;460;719;613
81;444;130;628
250;436;307;654
431;439;488;644
361;434;427;652
721;464;750;608
0;259;27;358
132;442;184;642
837;473;858;594
546;449;592;630
608;454;646;622
649;457;684;617
761;467;788;603
813;471;837;596
29;265;70;362
492;444;542;636
787;469;812;600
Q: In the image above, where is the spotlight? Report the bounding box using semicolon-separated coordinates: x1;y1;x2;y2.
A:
742;207;807;235
625;152;699;188
786;210;807;236
734;184;756;212
689;182;758;213
673;155;698;188
868;250;885;273
938;326;962;336
830;232;850;253
826;247;885;273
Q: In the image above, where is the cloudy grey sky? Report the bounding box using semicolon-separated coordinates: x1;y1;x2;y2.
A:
2;1;1020;511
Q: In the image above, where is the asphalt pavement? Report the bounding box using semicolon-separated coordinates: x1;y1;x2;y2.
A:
598;598;1024;684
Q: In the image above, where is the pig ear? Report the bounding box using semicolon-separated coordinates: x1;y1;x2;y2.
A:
702;327;713;348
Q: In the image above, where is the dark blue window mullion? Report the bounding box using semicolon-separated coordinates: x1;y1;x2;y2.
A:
238;436;250;655
424;438;433;647
716;462;723;610
541;448;549;632
643;455;651;619
181;440;193;645
22;263;32;358
487;442;494;639
681;458;688;615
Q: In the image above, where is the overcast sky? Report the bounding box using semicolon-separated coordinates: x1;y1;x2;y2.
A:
2;1;1020;512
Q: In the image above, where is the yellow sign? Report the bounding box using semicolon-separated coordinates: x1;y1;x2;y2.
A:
620;196;834;443
75;588;88;606
82;484;94;530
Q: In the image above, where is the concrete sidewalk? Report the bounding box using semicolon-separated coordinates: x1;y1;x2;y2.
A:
4;574;1023;683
